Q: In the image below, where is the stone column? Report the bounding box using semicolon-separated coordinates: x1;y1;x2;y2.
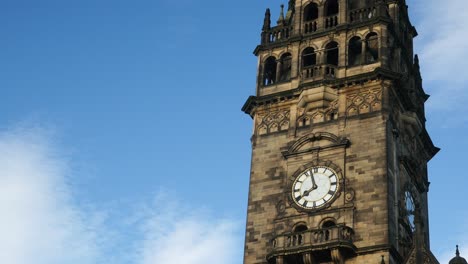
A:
276;59;282;83
339;0;347;24
317;4;324;29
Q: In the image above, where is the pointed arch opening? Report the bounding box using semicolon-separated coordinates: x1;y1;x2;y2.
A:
325;42;339;66
263;56;277;86
279;53;292;82
365;32;379;63
325;0;339;16
302;47;317;68
304;3;319;21
304;3;319;33
348;36;363;66
302;47;317;79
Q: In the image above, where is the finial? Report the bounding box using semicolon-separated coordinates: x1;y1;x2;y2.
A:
381;255;385;264
457;245;460;257
277;4;285;25
263;8;271;31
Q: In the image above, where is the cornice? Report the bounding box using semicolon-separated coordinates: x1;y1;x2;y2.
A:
242;68;403;117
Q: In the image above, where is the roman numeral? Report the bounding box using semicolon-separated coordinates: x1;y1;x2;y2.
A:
302;201;308;207
314;167;319;173
328;190;335;195
329;174;335;178
294;188;301;192
295;195;302;200
331;182;337;186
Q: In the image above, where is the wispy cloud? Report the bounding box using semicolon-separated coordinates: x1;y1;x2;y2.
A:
416;0;468;83
0;126;101;264
135;195;241;264
0;125;242;264
412;0;468;115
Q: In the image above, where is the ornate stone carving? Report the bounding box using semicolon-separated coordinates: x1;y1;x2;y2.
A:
257;110;290;135
345;188;355;203
297;98;339;128
276;200;286;216
346;87;382;117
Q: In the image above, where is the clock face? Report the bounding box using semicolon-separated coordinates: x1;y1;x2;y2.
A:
292;166;339;209
405;191;415;231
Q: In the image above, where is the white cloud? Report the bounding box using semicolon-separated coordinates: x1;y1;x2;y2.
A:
134;194;242;264
415;0;468;83
411;0;468;114
0;126;101;264
0;125;242;264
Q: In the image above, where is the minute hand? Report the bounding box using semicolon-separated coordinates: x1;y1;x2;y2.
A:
310;170;318;189
302;171;318;197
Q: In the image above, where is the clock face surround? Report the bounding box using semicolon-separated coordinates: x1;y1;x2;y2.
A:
292;166;339;210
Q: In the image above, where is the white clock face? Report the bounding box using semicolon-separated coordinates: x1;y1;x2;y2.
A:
292;166;339;209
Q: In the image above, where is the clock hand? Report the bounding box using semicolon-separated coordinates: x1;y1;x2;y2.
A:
310;169;318;190
301;171;319;197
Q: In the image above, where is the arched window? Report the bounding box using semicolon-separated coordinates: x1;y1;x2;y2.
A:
325;0;339;16
263;56;277;86
302;48;317;68
279;53;292;82
294;224;308;232
365;32;379;63
322;220;336;228
325;42;339;66
293;224;308;245
348;36;362;66
304;3;319;21
322;220;336;241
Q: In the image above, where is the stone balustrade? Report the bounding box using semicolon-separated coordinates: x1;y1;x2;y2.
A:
267;225;356;262
302;64;338;80
349;6;377;23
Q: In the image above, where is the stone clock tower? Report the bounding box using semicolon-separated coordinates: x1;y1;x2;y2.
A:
242;0;440;263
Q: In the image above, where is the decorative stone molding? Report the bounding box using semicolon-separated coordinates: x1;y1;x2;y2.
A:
346;87;382;116
283;132;350;158
298;87;338;111
297;98;339;128
257;110;290;135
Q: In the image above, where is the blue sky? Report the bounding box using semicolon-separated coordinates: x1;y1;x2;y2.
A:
0;0;467;263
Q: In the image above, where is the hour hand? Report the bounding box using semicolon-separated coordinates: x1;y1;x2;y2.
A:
302;185;316;197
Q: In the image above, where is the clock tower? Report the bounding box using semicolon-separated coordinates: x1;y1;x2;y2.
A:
242;0;440;264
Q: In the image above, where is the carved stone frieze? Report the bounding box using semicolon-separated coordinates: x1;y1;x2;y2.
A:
257;110;290;135
346;87;382;117
297;98;339;128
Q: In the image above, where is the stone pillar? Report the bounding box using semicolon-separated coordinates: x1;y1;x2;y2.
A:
317;4;325;29
361;38;367;64
303;252;317;264
331;248;344;264
339;0;347;24
276;59;282;83
276;256;284;264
